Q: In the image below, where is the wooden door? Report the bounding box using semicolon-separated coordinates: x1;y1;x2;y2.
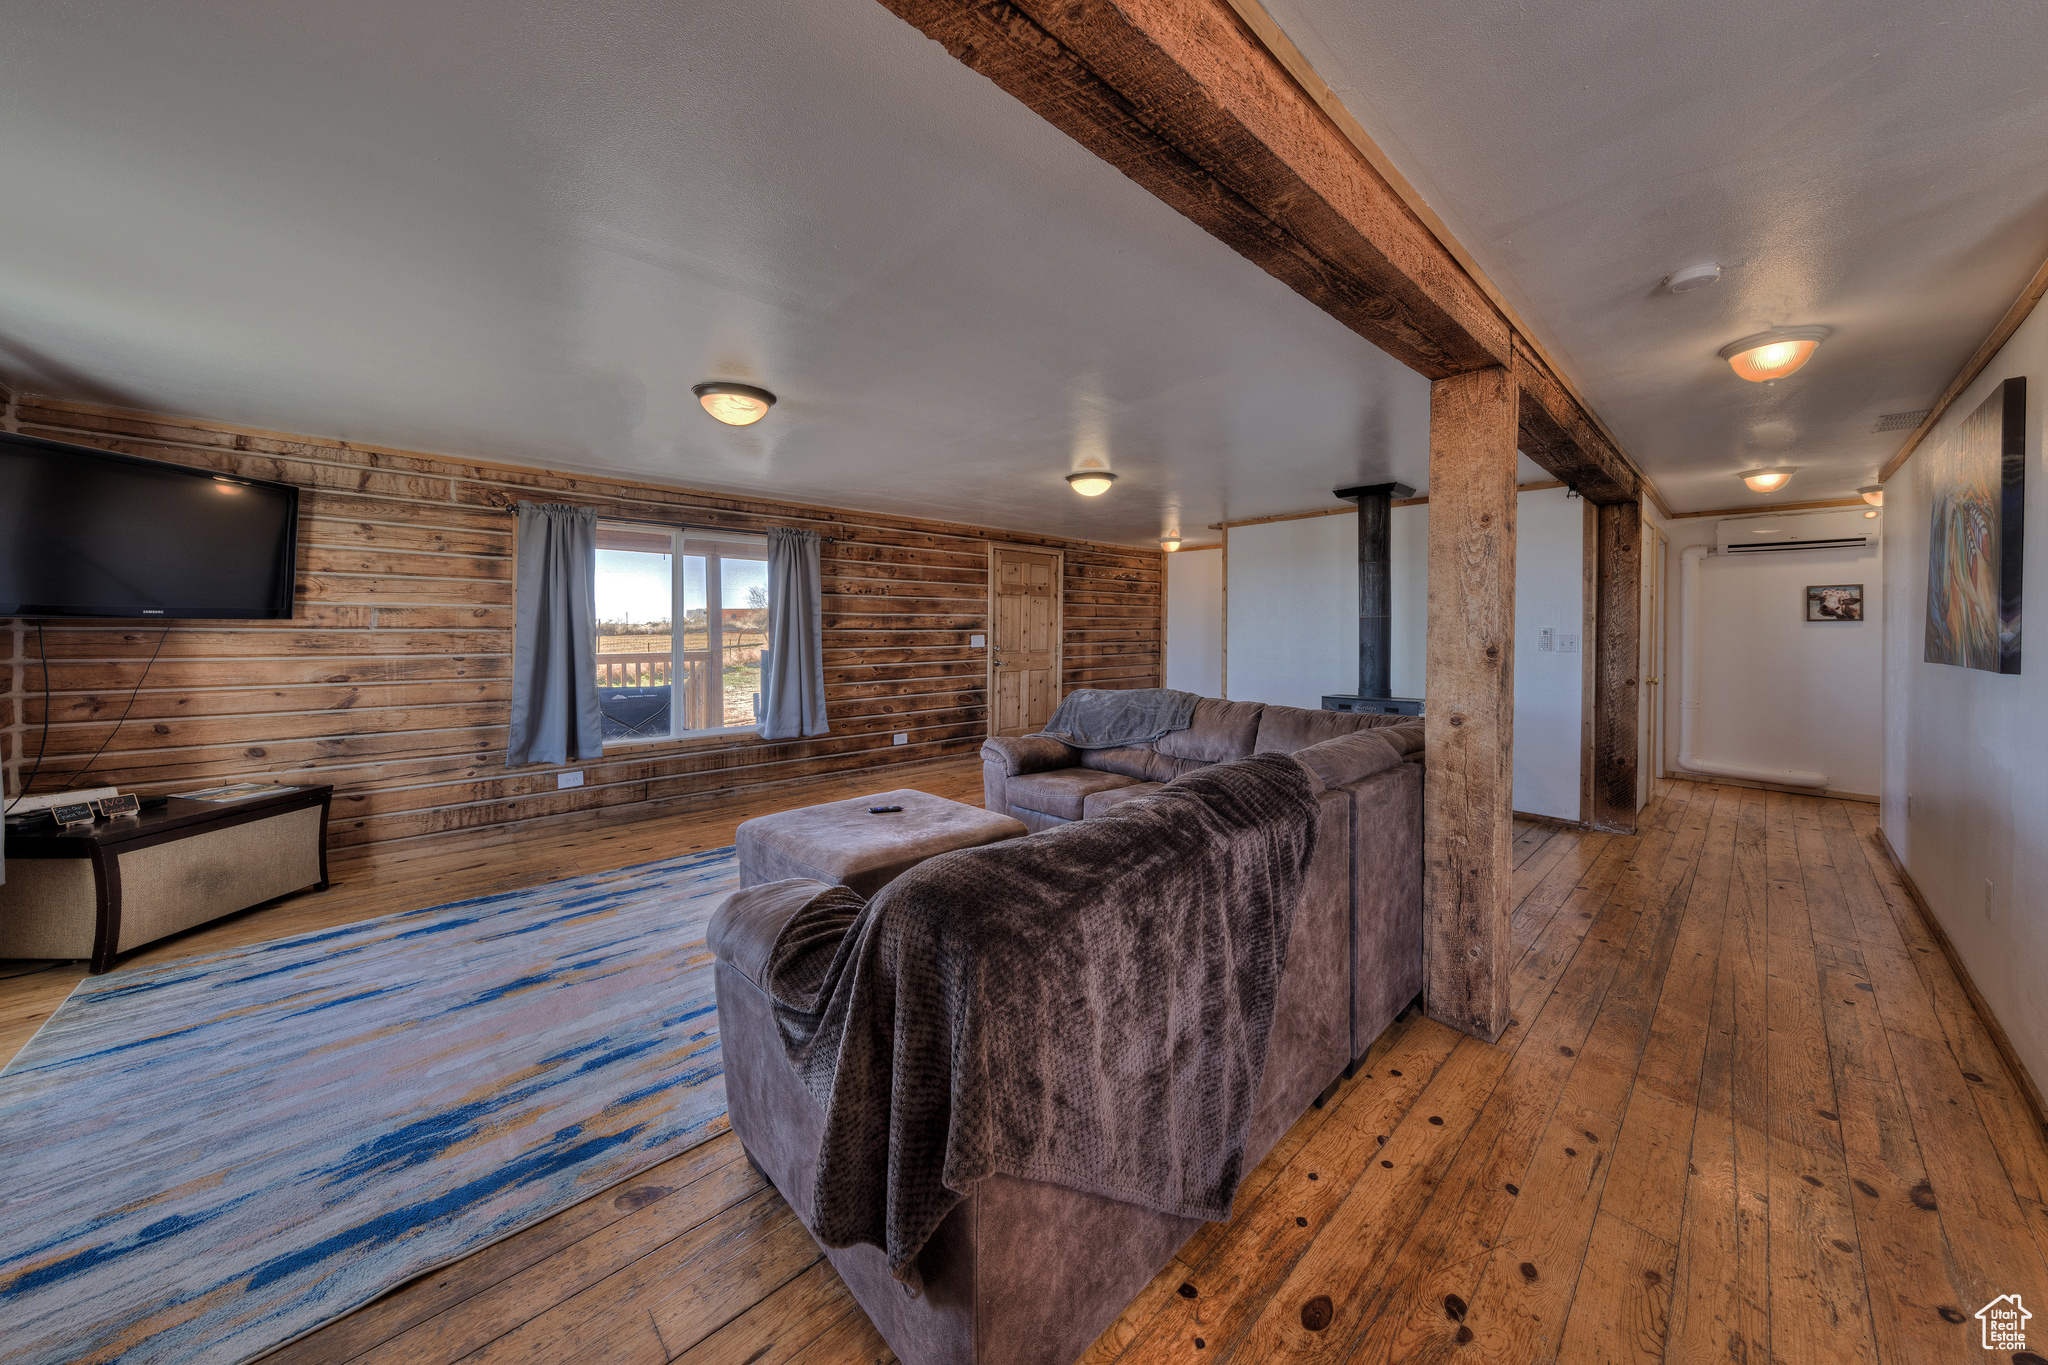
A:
989;546;1061;736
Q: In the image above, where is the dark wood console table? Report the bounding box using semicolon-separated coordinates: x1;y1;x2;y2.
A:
1;785;332;973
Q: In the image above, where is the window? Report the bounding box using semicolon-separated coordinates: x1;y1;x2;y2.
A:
594;523;770;743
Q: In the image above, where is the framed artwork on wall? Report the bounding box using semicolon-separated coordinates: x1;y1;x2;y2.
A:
1807;584;1864;621
1924;375;2026;673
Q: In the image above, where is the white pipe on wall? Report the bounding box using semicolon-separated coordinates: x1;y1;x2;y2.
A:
1677;544;1830;789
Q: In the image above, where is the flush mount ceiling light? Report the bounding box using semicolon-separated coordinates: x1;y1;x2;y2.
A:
1864;509;1880;519
1860;484;1884;507
692;381;776;426
1665;263;1722;294
1740;467;1798;493
1067;470;1117;496
1718;326;1830;383
1159;535;1182;552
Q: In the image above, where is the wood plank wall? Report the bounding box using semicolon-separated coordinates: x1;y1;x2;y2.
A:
0;398;1162;864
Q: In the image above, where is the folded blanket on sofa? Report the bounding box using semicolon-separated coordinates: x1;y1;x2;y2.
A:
763;751;1317;1288
1039;686;1199;749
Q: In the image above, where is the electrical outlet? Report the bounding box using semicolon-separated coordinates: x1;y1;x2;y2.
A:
970;634;987;648
1986;878;1996;922
557;770;584;789
1558;632;1581;654
893;732;909;746
1538;627;1554;653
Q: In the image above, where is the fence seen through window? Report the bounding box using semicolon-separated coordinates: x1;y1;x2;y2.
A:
593;524;769;741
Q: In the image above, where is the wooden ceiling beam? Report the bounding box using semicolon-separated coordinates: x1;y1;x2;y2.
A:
1511;336;1639;505
876;0;1508;378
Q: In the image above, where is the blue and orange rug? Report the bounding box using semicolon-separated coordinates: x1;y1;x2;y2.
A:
0;847;740;1365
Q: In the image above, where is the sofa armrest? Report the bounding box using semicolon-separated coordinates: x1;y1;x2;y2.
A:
979;734;1079;776
708;878;838;992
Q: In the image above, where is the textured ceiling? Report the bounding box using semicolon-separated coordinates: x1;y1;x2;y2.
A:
1261;0;2048;512
0;0;1491;549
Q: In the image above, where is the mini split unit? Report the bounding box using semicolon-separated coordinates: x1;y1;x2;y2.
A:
1715;508;1871;555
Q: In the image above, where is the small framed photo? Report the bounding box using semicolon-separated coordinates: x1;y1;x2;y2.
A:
1807;583;1864;621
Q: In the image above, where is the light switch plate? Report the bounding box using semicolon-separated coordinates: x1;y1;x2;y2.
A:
557;770;585;788
1558;633;1581;654
970;634;987;648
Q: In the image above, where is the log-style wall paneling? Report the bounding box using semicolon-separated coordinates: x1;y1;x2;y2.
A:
1422;364;1518;1044
0;400;1162;863
1591;504;1643;834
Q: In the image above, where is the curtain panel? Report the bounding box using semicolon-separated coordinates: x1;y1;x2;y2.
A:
506;502;604;766
758;527;828;740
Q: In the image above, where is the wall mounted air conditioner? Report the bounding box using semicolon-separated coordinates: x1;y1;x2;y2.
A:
1715;508;1871;554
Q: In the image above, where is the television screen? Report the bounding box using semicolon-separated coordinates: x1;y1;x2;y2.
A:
0;432;299;618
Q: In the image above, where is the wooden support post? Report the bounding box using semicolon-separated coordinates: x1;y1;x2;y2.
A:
1591;503;1643;833
1424;364;1517;1043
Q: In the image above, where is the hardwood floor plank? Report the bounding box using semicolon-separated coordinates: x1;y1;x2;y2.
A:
1758;791;1881;1364
1554;1213;1674;1365
270;1138;752;1364
1111;1019;1466;1362
672;1259;859;1365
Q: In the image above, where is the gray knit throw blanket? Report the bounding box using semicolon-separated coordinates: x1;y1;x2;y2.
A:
1039;686;1200;749
763;751;1318;1288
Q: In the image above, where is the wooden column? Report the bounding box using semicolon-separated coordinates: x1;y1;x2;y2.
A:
1591;503;1643;833
1424;365;1518;1043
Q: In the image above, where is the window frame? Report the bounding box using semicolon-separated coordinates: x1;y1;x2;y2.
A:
595;522;769;749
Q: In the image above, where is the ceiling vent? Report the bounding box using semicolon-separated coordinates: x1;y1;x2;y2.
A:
1716;509;1871;555
1873;408;1931;433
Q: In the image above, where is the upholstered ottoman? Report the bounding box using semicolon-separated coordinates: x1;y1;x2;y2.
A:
735;788;1027;899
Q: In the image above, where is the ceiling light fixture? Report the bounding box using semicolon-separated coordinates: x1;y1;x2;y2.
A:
692;381;776;426
1859;484;1884;507
1067;470;1117;497
1864;509;1880;519
1740;467;1798;493
1718;326;1830;383
1159;535;1182;552
1665;263;1722;294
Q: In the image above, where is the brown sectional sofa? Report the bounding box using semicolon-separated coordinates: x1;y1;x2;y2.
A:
983;697;1424;1067
712;719;1418;1365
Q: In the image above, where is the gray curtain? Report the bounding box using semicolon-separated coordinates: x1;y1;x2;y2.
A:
506;502;604;766
758;527;828;740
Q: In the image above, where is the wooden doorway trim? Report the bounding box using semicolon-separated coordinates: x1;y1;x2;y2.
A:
986;543;1065;737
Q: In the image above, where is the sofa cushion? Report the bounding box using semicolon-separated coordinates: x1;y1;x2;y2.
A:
1081;781;1167;817
1079;744;1173;781
1154;697;1265;763
1005;768;1141;820
1252;704;1414;755
1291;730;1406;793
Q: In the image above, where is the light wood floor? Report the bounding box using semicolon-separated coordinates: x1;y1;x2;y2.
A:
8;767;2048;1364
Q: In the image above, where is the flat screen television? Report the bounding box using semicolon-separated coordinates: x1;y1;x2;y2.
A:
0;431;300;619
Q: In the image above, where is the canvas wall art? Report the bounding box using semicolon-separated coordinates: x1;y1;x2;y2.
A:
1807;583;1863;621
1924;376;2026;673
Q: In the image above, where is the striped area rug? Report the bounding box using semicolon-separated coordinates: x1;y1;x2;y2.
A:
0;847;740;1365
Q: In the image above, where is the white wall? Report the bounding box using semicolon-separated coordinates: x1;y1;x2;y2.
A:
1164;547;1223;697
1224;513;1357;710
1217;489;1586;820
1661;517;1884;797
1511;489;1589;821
1884;300;2048;1088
